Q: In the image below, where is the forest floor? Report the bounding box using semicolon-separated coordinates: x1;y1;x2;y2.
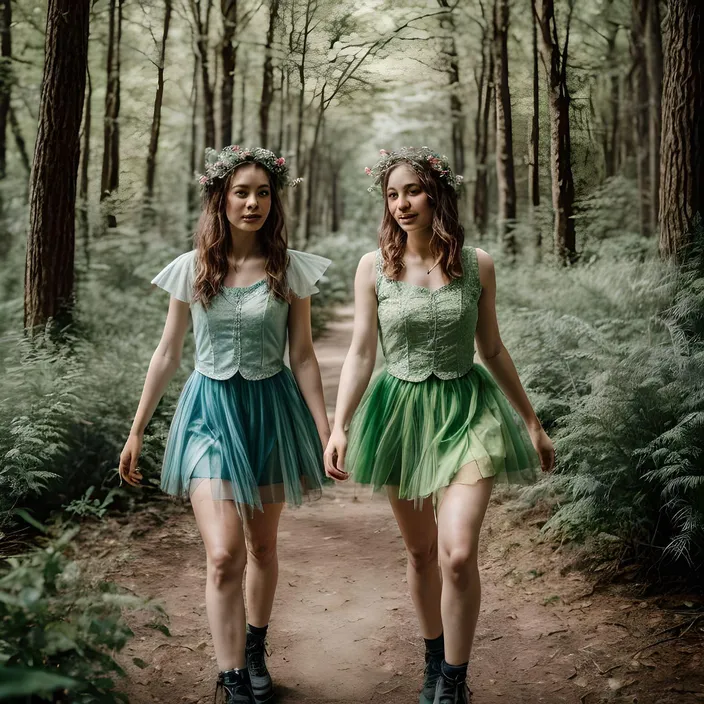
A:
79;307;703;704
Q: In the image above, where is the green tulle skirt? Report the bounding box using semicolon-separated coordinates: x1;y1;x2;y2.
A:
347;365;539;500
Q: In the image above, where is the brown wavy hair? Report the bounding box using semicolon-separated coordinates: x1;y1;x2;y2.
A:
379;159;465;281
192;164;289;306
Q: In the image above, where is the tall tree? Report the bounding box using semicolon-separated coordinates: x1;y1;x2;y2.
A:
645;0;663;234
260;0;280;148
190;0;216;150
602;9;621;178
536;0;577;265
659;0;703;260
473;2;493;238
631;0;650;235
143;0;173;227
438;0;465;175
221;0;237;148
529;0;540;210
0;0;11;180
78;65;91;260
25;0;90;329
100;0;122;228
494;0;517;255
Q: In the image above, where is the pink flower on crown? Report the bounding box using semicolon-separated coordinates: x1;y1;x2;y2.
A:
379;149;389;155
365;167;372;175
276;157;286;166
199;175;208;185
232;145;240;151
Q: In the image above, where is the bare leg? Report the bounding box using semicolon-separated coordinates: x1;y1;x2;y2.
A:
243;502;284;627
437;477;494;666
191;480;248;670
387;487;443;639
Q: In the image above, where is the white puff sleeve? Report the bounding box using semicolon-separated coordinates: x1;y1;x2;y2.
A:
151;250;196;303
286;249;331;298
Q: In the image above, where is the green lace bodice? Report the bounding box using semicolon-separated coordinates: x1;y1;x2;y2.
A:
375;246;481;382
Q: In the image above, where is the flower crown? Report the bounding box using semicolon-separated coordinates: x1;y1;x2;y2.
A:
197;145;301;190
365;146;464;194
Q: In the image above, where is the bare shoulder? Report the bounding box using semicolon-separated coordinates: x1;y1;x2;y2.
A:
356;250;378;286
473;247;496;289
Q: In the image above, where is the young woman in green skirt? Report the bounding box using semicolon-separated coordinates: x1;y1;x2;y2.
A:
119;146;331;704
324;147;555;704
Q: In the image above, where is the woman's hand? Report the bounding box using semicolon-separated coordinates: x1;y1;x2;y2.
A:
528;425;555;473
324;428;350;481
119;433;144;487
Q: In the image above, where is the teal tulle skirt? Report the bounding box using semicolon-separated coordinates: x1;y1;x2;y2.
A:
347;365;539;500
160;368;325;509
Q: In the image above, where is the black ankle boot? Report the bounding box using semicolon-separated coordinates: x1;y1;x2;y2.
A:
433;670;472;704
419;650;443;704
245;632;274;703
215;668;254;704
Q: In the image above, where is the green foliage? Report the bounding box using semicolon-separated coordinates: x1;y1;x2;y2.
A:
0;526;165;703
63;488;118;521
309;232;377;337
498;232;704;580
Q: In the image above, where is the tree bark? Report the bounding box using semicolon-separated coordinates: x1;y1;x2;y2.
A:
143;0;172;227
220;0;237;148
529;0;540;210
100;0;121;228
536;0;577;265
438;0;465;175
631;0;650;236
237;49;248;143
191;0;216;150
494;0;517;256
276;63;285;153
78;65;91;260
603;17;620;178
188;52;200;228
25;0;89;330
260;0;280;149
473;15;493;238
645;0;663;234
659;0;704;260
0;0;11;180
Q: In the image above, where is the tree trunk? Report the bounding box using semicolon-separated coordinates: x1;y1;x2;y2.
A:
220;0;237;147
438;0;465;174
78;65;91;262
646;0;663;234
529;0;541;254
276;64;285;153
659;0;704;260
188;52;200;229
25;0;89;330
473;20;493;238
603;19;620;178
237;49;248;143
494;0;517;256
631;0;650;236
100;0;121;228
143;0;172;228
536;0;577;265
191;0;216;150
260;0;280;149
0;0;11;180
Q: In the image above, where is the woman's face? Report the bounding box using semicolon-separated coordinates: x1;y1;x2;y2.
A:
385;163;433;235
225;163;272;232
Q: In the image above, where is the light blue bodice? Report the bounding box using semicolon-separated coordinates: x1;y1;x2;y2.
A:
375;247;482;382
152;249;330;380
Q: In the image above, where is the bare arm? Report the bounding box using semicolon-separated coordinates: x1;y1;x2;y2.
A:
474;248;554;472
324;252;379;477
288;295;330;447
119;297;191;486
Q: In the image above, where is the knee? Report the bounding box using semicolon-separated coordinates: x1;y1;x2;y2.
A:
406;541;438;573
208;546;246;588
440;544;478;585
247;538;278;568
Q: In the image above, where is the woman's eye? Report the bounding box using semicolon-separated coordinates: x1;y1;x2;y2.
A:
235;191;247;197
388;193;397;200
259;191;270;197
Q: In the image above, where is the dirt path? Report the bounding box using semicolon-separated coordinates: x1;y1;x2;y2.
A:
89;307;703;704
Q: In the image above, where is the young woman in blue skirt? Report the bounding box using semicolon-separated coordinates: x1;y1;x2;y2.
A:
325;147;555;703
119;146;333;704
